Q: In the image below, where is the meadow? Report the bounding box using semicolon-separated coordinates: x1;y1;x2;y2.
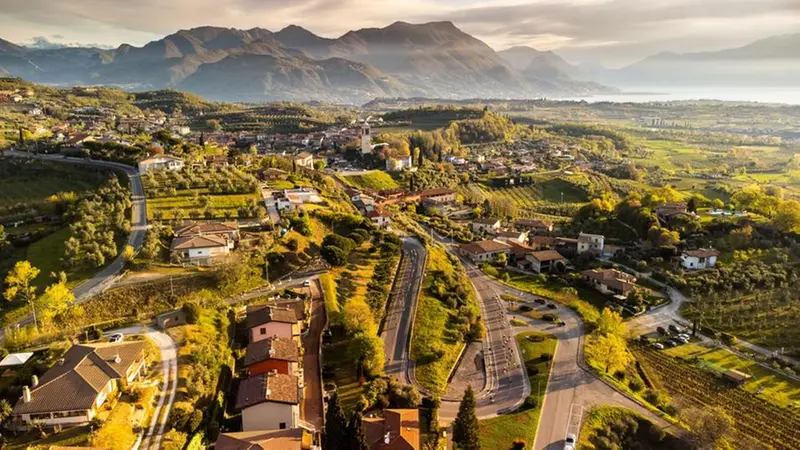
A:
341;171;399;191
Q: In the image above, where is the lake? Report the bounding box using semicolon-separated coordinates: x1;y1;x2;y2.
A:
556;87;800;105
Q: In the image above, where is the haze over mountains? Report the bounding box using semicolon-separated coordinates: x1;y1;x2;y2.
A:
0;22;798;103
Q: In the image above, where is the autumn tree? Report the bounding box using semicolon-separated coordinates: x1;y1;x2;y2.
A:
38;281;77;329
689;406;734;449
595;308;626;339
453;385;480;450
347;332;385;377
4;261;40;328
586;334;632;374
773;199;800;233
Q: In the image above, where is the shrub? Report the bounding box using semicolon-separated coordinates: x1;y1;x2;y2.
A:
527;366;540;376
519;305;533;312
540;353;553;362
523;395;538;409
512;439;526;450
188;409;204;432
629;379;644;392
167;401;194;430
321;245;348;266
613;370;626;381
182;303;201;325
286;238;299;251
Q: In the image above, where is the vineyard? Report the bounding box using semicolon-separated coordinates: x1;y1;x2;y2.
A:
196;104;334;133
472;181;585;220
142;166;257;198
635;345;800;449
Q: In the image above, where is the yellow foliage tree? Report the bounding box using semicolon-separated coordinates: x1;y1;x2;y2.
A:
585;334;632;374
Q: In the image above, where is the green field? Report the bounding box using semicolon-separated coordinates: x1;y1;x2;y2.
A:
147;189;262;219
0;163;109;211
479;332;557;449
341;171;399;191
664;343;800;408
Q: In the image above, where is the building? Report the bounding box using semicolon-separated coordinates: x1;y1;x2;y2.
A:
367;209;392;228
0;352;33;369
137;155;184;173
294;152;314;169
363;409;420;450
174;222;239;240
386;156;413;172
236;372;301;431
216;429;316;450
170;235;230;263
680;249;719;270
361;122;372;154
494;230;528;245
65;133;94;148
530;235;556;250
459;240;511;263
514;218;553;234
11;342;146;428
247;306;301;343
472;218;502;234
524;250;567;274
577;232;604;255
418;188;457;205
205;155;229;168
582;268;637;296
244;338;300;377
274;188;323;211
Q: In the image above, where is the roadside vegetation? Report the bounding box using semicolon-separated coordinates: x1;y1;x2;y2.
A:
577;406;686;450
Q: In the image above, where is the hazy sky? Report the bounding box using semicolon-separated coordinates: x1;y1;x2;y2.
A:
1;0;798;67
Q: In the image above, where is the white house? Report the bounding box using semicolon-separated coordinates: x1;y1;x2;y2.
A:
236;372;301;432
524;250;567;274
367;209;392;228
680;249;720;270
386;156;413;172
459;240;511;263
170;235;230;263
137;155;184;173
472;218;502;235
294;152;314;169
494;230;528;245
577;232;604;255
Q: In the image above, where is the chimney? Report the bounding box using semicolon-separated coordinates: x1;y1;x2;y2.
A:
58;358;65;365
268;347;276;358
22;386;31;403
31;375;39;388
114;354;122;364
384;432;391;445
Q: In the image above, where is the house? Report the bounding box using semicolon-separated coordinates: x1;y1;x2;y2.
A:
680;249;719;270
174;221;240;242
363;409;420;450
514;218;553;234
170;235;230;263
216;428;316;450
258;168;289;181
11;342;146;428
386;156;413;172
494;230;528;245
236;372;301;431
722;368;752;387
530;236;556;250
472;218;502;234
459;240;511;263
655;203;691;220
367;209;392;228
582;268;637;296
65;133;94;148
205;155;229;168
294;152;314;169
244;337;300;377
247;306;301;343
274;188;323;211
577;232;604;255
137;155;184;173
418;188;457;205
524;250;567;274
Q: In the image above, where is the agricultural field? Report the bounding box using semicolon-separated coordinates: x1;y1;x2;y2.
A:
577;406;685;450
635;345;800;449
146;189;262;220
479;332;556;449
341;171;399;191
664;343;800;408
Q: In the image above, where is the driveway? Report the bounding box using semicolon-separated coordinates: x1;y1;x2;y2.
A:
301;278;325;430
106;325;178;450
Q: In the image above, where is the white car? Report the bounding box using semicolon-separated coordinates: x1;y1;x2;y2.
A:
108;333;124;343
303;279;311;287
564;433;577;450
652;342;665;350
678;333;691;340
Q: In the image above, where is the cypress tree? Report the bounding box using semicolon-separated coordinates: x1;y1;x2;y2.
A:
324;392;348;450
453;386;480;450
347;411;369;450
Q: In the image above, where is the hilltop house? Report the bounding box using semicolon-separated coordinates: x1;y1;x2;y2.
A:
170;222;239;264
680;249;719;270
523;250;567;274
11;342;146;428
367;209;392;228
418;188;457;205
294;152;314;169
582;268;637;296
459;240;511;263
472;218;502;235
577;232;604;255
236;372;301;431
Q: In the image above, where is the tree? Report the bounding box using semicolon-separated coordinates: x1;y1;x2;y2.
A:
4;261;40;328
712;198;725;210
585;334;632;374
142;228;162;260
453;386;480;450
347;332;385;377
122;244;135;262
314;159;326;171
0;224;5;246
687;197;697;213
182;302;201;324
342;299;378;335
773;200;800;233
324;392;348;450
321;245;348;267
347;412;369;450
689;406;734;449
38;281;76;329
205;119;222;132
595;308;626;339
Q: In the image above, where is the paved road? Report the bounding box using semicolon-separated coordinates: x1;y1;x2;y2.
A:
301;278;326;430
5;151;147;301
382;237;426;383
106;325;177;450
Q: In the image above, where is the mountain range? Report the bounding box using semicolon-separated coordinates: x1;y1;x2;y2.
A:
0;22;614;103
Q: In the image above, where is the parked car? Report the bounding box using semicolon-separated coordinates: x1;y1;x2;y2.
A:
657;326;668;335
664;339;678;348
108;333;124;343
652;342;665;350
677;336;690;344
547;303;558;309
678;333;691;340
303;279;311;287
564;433;577;450
535;298;546;305
669;324;686;334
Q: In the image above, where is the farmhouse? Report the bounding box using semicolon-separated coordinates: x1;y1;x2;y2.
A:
680;249;719;270
418;188;457;205
367;209;392;228
294;152;314;169
577;232;604;255
236;372;301;432
170;235;230;263
471;218;502;234
494;230;528;245
137;155;184;173
459;240;511;263
582;268;637;296
514;218;553;233
11;342;146;428
523;250;567;274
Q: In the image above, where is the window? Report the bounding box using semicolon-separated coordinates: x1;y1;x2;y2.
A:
260;328;267;335
279;422;287;429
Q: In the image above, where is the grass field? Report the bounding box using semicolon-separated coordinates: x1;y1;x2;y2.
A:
0;163;109;211
341;171;399;191
479;331;556;449
24;227;95;289
411;245;473;394
664;342;800;408
146;189;262;219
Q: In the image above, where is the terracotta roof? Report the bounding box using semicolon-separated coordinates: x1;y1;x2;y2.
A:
270;299;306;322
244;338;300;366
174;221;238;237
216;429;311;450
139;154;182;164
236;373;299;409
531;236;556;246
683;249;719;258
528;250;566;262
246;306;298;328
171;234;228;251
578;232;604;241
363;409;420;450
418;188;455;198
514;218;552;228
460;240;511;255
367;209;391;218
582;268;637;292
13;342;145;415
495;230;524;238
295;151;313;159
474;217;501;225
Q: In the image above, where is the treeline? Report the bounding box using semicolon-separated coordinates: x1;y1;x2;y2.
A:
549;123;635;152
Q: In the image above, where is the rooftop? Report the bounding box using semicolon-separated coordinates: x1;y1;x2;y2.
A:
216;429;312;450
528;250;566;262
236;373;300;409
474;217;501;225
244;338;300;366
460;240;511;255
174;221;238;237
171;234;228;251
363;409;420;450
683;249;720;258
246;306;299;328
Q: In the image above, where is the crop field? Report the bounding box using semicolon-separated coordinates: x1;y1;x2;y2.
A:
341;171;399;191
479;332;556;449
146;189;262;219
635;345;800;449
665;343;800;408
